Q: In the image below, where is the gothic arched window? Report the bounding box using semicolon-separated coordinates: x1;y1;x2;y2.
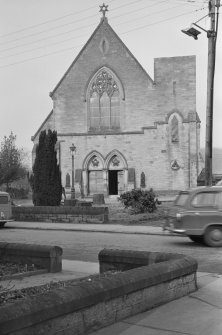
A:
88;69;120;131
171;115;179;142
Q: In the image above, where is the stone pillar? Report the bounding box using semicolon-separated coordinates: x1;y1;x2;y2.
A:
103;169;108;195
82;170;88;197
124;169;128;192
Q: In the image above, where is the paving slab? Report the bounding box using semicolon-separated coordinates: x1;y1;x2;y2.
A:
196;272;221;288
191;275;222;309
93;273;222;335
94;296;222;335
94;322;183;335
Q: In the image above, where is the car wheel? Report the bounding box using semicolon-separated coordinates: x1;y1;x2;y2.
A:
188;235;203;243
204;226;222;247
0;222;5;228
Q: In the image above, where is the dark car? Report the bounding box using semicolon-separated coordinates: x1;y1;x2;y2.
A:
0;191;13;227
165;186;222;247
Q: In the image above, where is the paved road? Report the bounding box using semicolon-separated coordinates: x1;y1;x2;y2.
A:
1;228;222;274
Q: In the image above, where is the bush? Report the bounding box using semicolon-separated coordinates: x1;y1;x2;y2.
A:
118;188;161;214
6;187;29;199
31;130;62;206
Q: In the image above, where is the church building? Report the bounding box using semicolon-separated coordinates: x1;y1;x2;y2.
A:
32;4;202;197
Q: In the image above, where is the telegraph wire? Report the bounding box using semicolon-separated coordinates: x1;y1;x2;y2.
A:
0;14;97;46
118;7;207;35
0;1;207;54
0;0;204;46
0;22;96;52
0;1;186;52
0;0;167;46
0;36;85;60
109;0;167;13
0;2;189;59
0;44;84;69
0;0;119;39
112;3;191;27
109;0;177;20
0;6;207;69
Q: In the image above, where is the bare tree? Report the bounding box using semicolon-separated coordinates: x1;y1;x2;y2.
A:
0;132;27;190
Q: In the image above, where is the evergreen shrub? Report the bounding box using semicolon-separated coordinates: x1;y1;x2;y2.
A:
31;130;62;206
119;188;161;214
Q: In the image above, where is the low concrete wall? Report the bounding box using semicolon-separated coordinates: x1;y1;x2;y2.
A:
12;206;109;223
0;249;197;335
0;242;62;273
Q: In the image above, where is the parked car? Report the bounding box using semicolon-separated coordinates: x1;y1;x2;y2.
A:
165;186;222;247
0;191;13;227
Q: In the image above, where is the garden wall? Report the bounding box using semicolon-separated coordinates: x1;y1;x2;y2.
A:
0;242;62;273
12;206;109;223
0;249;198;335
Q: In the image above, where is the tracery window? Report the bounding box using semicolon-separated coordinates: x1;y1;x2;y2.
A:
171;115;179;142
89;70;120;131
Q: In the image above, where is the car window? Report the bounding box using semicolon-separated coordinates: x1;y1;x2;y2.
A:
0;196;8;204
191;192;217;207
175;193;189;206
215;192;222;208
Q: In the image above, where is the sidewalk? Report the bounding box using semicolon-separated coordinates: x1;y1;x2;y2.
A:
7;221;178;236
94;271;222;335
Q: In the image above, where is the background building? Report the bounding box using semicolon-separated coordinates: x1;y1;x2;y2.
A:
32;7;201;197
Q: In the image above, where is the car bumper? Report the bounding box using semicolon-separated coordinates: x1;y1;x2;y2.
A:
166;226;186;234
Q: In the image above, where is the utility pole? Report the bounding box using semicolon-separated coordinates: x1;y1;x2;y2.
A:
205;0;217;186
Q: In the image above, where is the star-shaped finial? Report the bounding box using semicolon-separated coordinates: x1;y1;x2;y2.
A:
99;3;108;18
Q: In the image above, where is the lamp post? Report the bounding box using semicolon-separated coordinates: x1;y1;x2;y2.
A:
70;143;76;199
181;0;220;186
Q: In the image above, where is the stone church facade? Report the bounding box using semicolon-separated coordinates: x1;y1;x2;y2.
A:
32;7;201;197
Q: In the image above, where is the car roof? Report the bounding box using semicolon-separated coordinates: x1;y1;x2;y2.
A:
179;186;222;195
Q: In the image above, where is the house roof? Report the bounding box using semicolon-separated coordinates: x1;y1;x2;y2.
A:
50;16;154;97
31;109;53;142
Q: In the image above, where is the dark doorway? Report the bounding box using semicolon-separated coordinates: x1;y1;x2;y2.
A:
108;170;118;195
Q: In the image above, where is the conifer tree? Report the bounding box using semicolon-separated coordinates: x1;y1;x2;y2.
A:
32;130;62;206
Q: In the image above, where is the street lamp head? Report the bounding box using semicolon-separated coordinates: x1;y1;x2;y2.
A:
70;143;76;154
181;27;201;40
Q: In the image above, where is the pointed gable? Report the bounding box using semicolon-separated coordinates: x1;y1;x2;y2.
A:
50;17;154;97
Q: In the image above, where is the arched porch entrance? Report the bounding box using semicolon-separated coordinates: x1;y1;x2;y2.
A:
105;152;127;195
82;150;128;196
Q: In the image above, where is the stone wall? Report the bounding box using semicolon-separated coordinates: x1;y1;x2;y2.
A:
12;206;109;223
0;249;197;335
0;242;62;273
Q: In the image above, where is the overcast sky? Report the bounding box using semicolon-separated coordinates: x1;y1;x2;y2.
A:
0;0;221;153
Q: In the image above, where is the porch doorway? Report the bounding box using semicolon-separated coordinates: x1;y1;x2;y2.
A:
88;170;104;195
108;170;124;195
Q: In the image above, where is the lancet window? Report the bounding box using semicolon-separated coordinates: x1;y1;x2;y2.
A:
88;70;120;131
171;115;179;142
